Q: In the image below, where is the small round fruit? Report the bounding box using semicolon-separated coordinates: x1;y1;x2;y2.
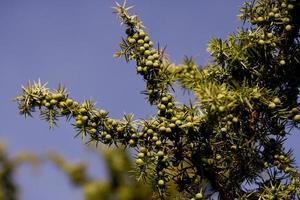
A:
137;66;143;73
257;16;264;22
144;50;151;56
159;126;166;132
59;101;66;108
129;139;135;146
140;147;147;153
169;123;176;128
138;30;146;38
273;97;281;105
216;154;222;160
158;180;165;186
90;128;97;134
293;115;300;122
195;193;203;199
146;60;153;66
137;39;144;44
161;97;169;103
221;127;227;132
152;136;158;142
218;106;225;112
268;102;276;109
268;12;275;17
132;33;139;39
165;127;172;133
267;32;273;38
50;99;57;105
136;158;144;166
272;8;279;13
139;46;145;52
159;104;166;111
144;36;150;42
147;129;154;135
79;107;86;113
155;140;162;146
76;120;83;126
258;39;265;45
137;153;145;158
128;38;136;44
279;60;286;65
105;134;112;140
232;117;238;123
287;4;294;10
291;108;299;114
285;25;292;31
81;115;88;122
157;151;164;157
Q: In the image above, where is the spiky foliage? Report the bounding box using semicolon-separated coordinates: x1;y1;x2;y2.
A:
15;0;300;199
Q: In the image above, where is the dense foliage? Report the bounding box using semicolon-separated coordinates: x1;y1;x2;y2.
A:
15;0;300;199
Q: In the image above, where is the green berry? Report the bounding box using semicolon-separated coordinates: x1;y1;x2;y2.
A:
159;126;166;132
144;36;150;42
161;97;169;103
137;39;144;44
129;139;135;146
268;102;276;109
90;128;97;134
232;117;238;123
138;30;146;38
267;32;273;38
136;158;144;166
287;4;294;10
146;60;153;66
294;115;300;122
105;134;112;140
128;38;136;44
137;66;143;73
159;104;166;111
144;50;151;56
132;33;139;39
268;12;275;17
157;151;164;157
272;8;279;13
143;43;150;49
50;99;57;105
285;25;292;31
221;127;227;132
76;120;83;126
258;39;265;45
279;60;286;65
165;127;172;133
257;16;264;22
158;179;165;186
81;115;88;122
218;106;225;112
273;97;281;105
45;102;51;107
195;193;203;199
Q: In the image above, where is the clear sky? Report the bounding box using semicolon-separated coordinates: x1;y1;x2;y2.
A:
0;0;299;199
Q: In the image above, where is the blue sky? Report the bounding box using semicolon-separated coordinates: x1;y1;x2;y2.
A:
0;0;299;199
